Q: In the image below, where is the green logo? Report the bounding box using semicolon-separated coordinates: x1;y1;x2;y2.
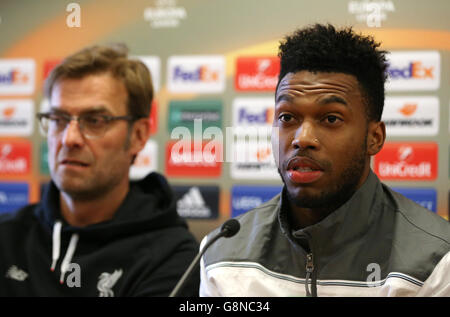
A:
40;142;49;175
168;100;222;134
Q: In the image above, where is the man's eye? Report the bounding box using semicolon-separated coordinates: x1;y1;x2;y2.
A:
325;115;341;124
83;116;105;126
279;114;293;122
49;115;69;126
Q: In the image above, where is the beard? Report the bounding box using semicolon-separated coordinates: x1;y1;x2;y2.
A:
279;136;368;212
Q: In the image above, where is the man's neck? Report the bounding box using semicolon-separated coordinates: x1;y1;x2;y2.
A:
288;204;333;230
59;182;130;227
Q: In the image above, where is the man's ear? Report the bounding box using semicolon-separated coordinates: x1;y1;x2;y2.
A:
130;118;150;157
367;121;386;156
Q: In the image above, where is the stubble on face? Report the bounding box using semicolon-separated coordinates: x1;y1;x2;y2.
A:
279;134;367;212
48;74;133;202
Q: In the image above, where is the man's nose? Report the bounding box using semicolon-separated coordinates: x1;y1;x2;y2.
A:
291;121;320;150
61;120;85;147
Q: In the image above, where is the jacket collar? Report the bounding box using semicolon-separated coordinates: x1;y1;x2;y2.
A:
278;170;384;255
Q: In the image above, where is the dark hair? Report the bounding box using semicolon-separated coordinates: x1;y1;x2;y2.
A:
277;24;388;121
45;43;153;119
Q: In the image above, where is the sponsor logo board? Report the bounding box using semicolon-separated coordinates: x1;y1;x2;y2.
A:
0;99;34;136
40;142;49;175
165;140;222;177
0;140;31;175
167;56;225;93
43;60;61;80
233;97;274;128
173;185;219;219
0;182;29;214
231;185;282;217
374;142;437;180
231;141;279;179
0;59;35;95
382;96;439;136
386;51;440;91
235;57;279;91
168;99;222;133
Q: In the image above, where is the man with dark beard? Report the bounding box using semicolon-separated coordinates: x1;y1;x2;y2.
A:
200;24;450;297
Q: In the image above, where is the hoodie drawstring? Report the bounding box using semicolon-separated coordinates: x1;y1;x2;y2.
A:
51;221;80;284
51;221;62;271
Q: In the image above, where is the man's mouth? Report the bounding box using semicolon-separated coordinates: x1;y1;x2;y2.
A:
286;157;324;184
60;159;89;167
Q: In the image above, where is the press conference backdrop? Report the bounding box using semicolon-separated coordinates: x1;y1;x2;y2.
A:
0;0;449;241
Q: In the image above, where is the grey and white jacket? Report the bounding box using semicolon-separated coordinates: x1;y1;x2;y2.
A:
200;171;450;296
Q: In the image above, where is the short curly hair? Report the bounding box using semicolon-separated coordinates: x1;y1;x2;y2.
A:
277;24;388;122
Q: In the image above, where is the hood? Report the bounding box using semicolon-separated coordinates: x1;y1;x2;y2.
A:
35;172;186;240
34;172;187;284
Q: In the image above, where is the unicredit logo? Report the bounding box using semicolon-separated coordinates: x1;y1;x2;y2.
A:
378;161;432;178
235;57;279;91
173;65;219;82
374;143;437;180
0;142;31;175
388;61;434;79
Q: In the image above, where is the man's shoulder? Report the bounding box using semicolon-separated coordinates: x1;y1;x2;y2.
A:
203;194;282;266
384;185;450;246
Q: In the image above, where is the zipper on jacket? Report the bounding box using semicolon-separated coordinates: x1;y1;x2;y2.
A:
305;253;314;297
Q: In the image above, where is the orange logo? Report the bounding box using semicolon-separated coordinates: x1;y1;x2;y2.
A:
398;103;417;116
2;107;15;119
256;148;271;161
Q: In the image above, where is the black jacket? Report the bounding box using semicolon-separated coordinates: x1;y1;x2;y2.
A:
0;172;200;296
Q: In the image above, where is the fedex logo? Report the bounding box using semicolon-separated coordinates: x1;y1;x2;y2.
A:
235;57;280;91
0;69;29;84
374;143;437;180
386;51;440;91
0;59;35;95
389;61;434;79
238;108;273;124
233;98;274;127
173;65;219;82
167;56;225;93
